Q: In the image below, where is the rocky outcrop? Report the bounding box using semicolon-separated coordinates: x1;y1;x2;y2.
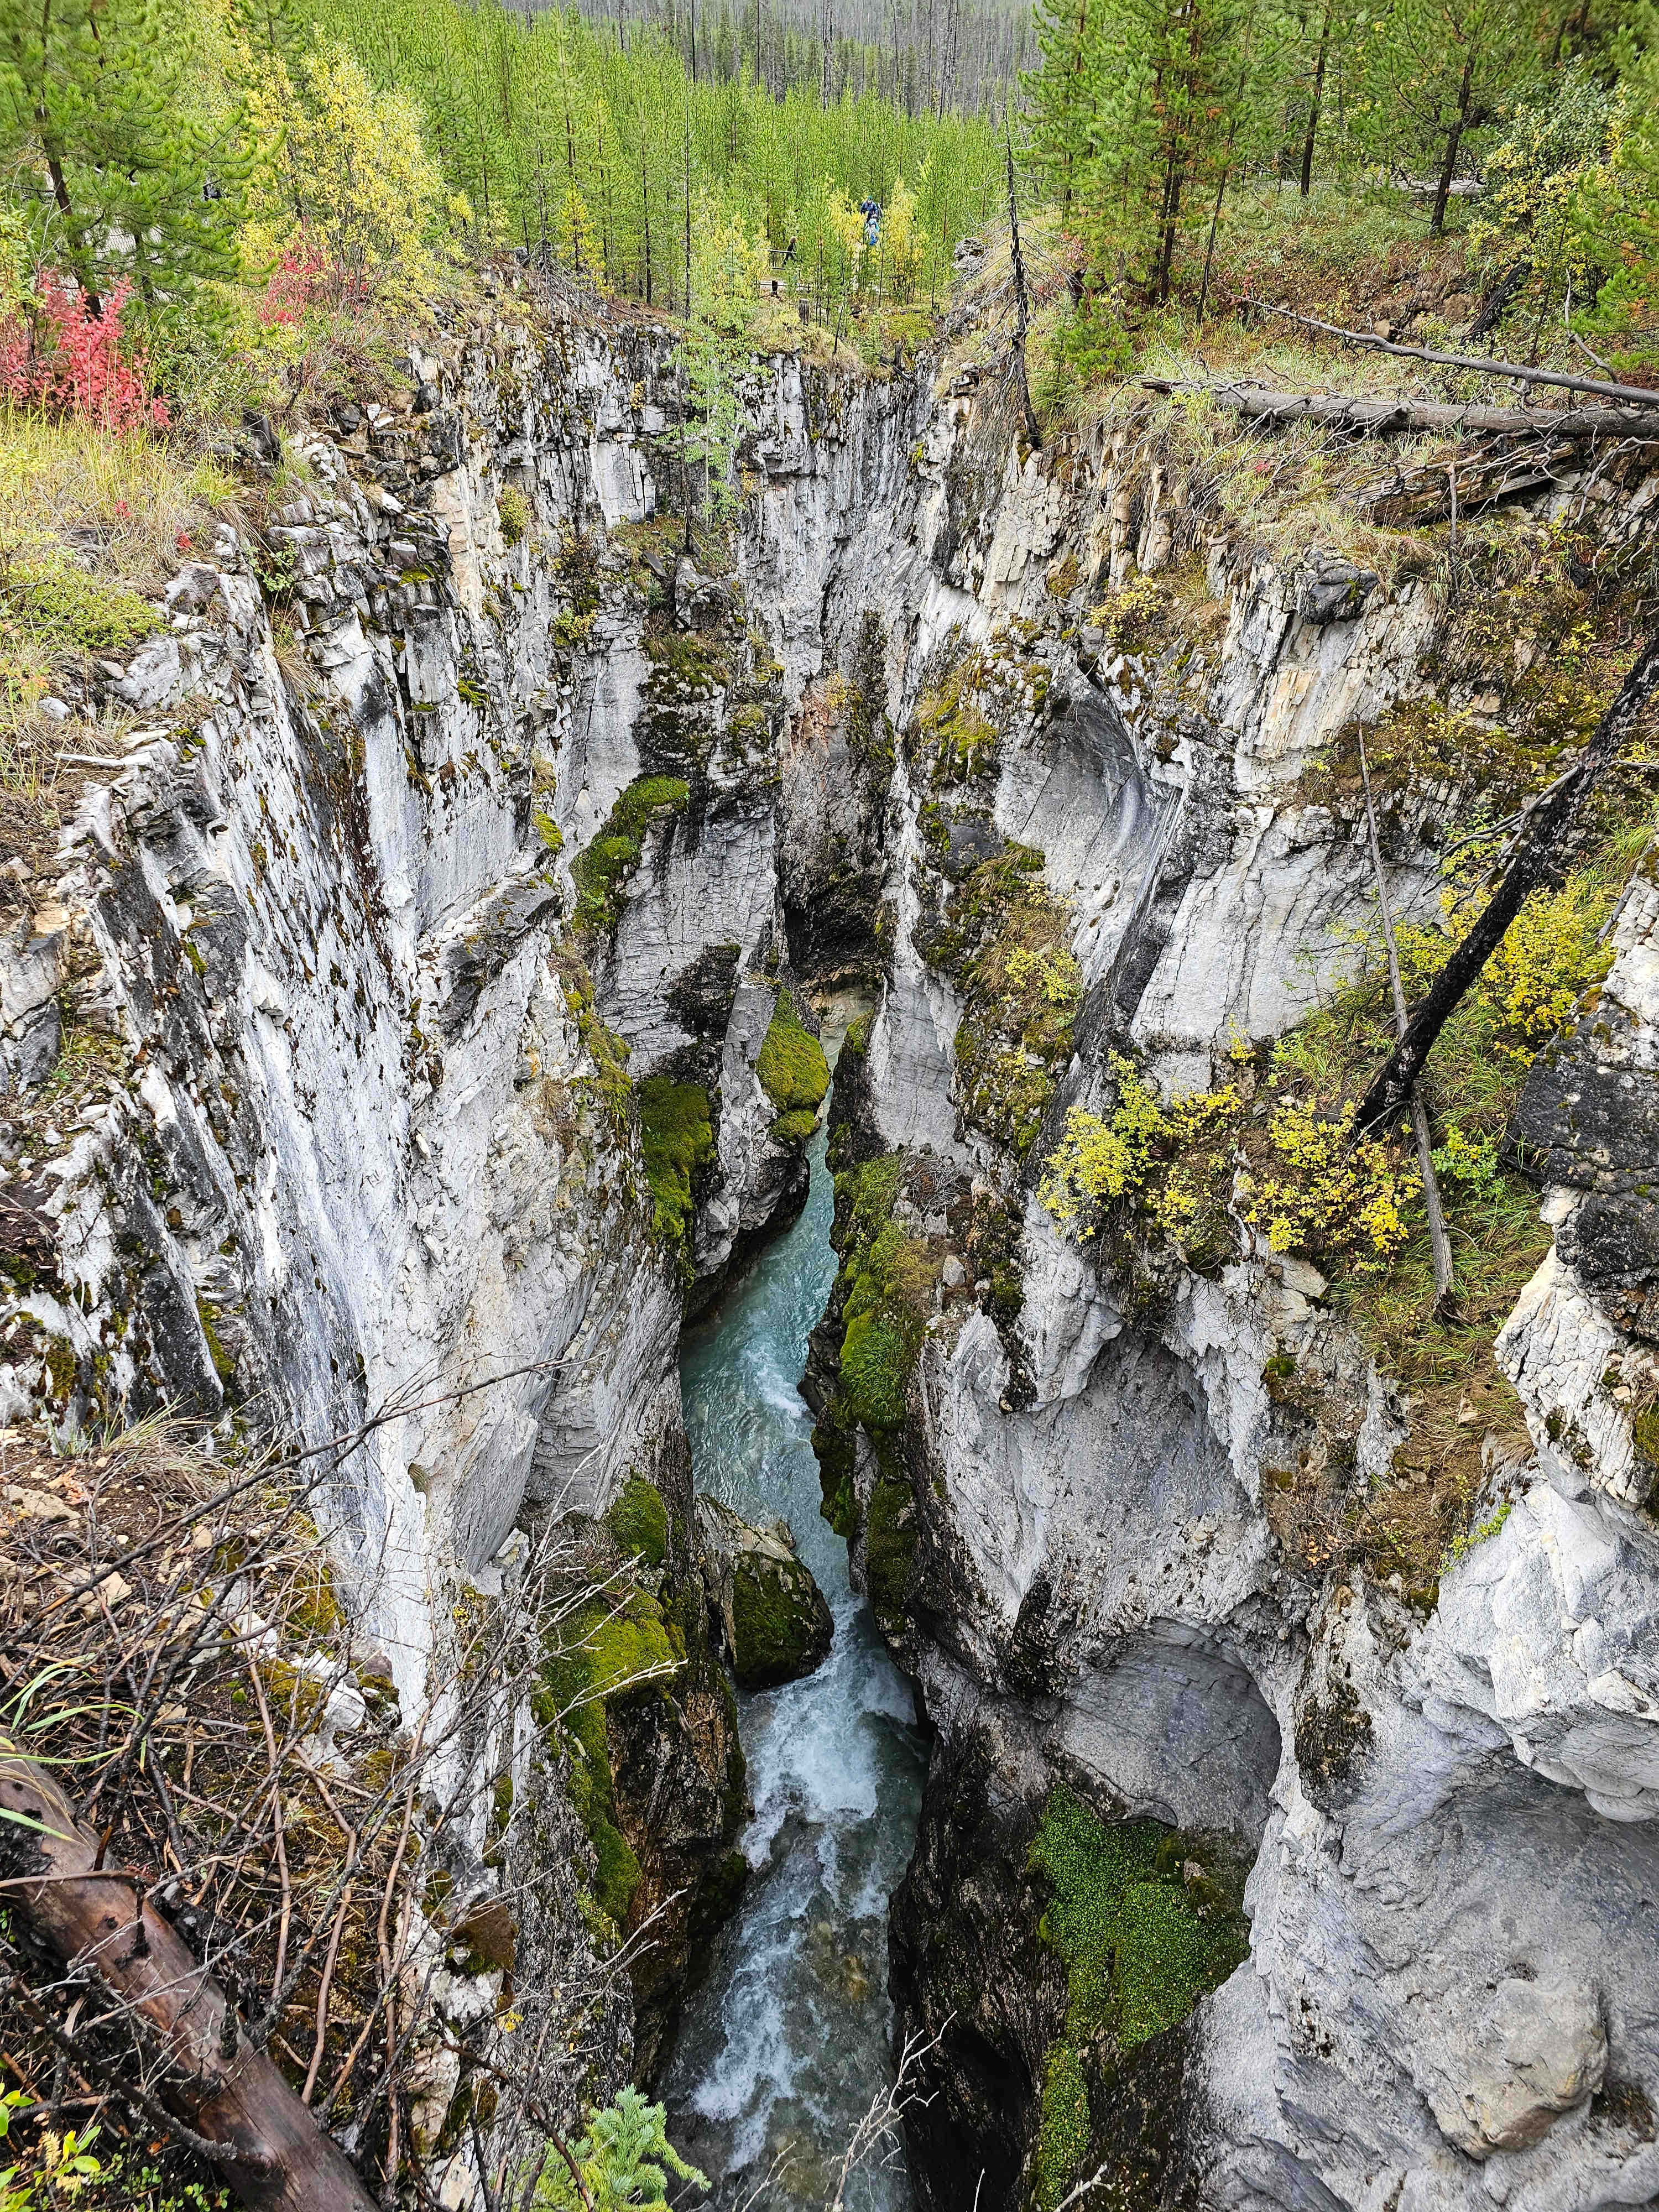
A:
696;1495;834;1687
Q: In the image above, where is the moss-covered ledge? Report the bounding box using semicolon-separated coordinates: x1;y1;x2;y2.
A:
757;984;830;1148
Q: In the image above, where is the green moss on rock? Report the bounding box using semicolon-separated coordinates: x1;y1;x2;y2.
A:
841;1309;909;1430
757;989;830;1114
606;1474;669;1568
771;1108;820;1146
637;1074;714;1251
572;775;690;933
1035;2042;1091;2212
729;1552;833;1687
864;1471;916;1641
1025;1783;1250;2203
923;846;1080;1159
539;1588;682;1927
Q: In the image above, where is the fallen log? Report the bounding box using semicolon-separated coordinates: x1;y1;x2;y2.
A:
1135;376;1659;440
0;1733;379;2212
1246;300;1659;410
1355;437;1580;525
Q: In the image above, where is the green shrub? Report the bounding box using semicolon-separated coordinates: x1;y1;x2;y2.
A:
498;484;532;546
637;1074;713;1250
757;988;829;1113
535;2086;707;2211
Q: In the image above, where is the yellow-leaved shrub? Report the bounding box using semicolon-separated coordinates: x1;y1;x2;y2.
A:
1040;1053;1415;1275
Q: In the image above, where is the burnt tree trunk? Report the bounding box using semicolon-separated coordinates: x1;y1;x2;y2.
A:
0;1736;380;2212
1356;630;1659;1134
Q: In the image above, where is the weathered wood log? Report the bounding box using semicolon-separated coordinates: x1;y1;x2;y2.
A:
0;1734;379;2212
1248;299;1659;410
1135;375;1659;441
1355;629;1659;1135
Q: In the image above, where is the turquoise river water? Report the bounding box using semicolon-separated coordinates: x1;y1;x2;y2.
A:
662;1096;926;2210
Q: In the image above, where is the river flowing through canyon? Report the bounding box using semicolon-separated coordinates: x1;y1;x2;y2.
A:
662;1059;927;2211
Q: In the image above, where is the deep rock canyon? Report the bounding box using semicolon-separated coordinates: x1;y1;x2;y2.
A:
2;279;1657;2212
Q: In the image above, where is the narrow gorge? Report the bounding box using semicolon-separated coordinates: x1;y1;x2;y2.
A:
3;267;1657;2212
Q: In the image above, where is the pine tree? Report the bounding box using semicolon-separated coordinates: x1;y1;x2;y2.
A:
1357;0;1539;232
1020;0;1102;212
0;0;250;315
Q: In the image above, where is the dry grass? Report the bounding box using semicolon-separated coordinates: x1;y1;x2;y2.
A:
0;416;239;593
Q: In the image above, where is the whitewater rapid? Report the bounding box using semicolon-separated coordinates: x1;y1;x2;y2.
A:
662;1078;925;2209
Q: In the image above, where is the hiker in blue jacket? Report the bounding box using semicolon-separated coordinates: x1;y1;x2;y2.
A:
859;197;881;249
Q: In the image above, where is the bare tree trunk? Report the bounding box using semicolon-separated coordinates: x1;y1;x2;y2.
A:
1133;374;1659;440
1430;50;1475;237
1358;734;1456;1308
1357;630;1659;1134
0;1736;378;2212
1004;119;1042;450
1298;0;1333;196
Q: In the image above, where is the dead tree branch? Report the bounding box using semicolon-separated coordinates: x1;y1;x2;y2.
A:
1246;299;1659;409
1357;733;1457;1310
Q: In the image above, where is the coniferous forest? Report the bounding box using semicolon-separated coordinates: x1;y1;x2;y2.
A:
1;0;1657;439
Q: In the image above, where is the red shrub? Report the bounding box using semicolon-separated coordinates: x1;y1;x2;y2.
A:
260;243;371;326
0;275;169;433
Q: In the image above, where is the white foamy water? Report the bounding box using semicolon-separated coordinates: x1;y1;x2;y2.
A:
662;1106;926;2211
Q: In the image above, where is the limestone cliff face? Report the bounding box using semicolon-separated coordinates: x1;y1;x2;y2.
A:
798;367;1659;2211
0;300;913;2166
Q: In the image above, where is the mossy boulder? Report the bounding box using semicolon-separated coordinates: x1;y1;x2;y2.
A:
697;1495;834;1688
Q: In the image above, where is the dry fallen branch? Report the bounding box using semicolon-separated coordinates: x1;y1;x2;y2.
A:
1136;375;1659;441
1357;731;1456;1312
1247;299;1659;410
0;1730;379;2212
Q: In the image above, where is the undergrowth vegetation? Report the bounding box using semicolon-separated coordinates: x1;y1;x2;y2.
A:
1039;829;1632;1585
0;1421;632;2212
1029;1786;1249;2212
